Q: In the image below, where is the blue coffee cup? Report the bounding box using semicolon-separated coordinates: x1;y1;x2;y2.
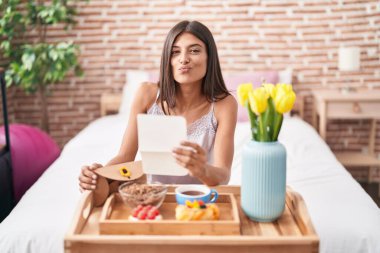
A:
175;184;218;205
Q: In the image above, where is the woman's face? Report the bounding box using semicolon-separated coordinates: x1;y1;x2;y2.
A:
170;32;208;85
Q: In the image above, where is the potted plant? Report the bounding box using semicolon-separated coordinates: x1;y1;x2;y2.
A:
0;0;84;133
237;82;296;222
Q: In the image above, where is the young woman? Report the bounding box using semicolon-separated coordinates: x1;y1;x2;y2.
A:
79;20;237;190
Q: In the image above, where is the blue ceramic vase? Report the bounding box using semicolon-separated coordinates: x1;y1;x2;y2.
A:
241;140;286;222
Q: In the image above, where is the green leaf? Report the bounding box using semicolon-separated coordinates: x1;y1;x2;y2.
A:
39;9;49;19
22;52;36;70
49;50;58;61
246;100;258;141
272;112;284;141
57;42;68;49
262;98;275;141
1;40;10;51
5;71;13;87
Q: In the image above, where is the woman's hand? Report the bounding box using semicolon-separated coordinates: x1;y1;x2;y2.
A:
172;141;207;179
78;163;103;192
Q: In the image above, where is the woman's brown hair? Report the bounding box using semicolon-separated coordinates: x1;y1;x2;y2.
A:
158;20;230;115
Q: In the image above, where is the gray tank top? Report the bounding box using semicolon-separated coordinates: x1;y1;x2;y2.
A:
146;93;218;184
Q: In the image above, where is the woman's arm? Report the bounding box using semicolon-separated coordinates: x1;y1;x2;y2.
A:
173;95;238;186
106;83;158;166
79;83;157;191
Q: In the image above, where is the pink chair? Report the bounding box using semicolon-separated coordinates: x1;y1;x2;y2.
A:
0;124;61;202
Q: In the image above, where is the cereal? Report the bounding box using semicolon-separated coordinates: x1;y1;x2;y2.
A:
119;183;167;208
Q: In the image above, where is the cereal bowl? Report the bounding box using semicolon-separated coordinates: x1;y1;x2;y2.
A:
118;181;168;209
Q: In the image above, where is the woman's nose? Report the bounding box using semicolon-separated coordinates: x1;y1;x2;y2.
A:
179;52;190;64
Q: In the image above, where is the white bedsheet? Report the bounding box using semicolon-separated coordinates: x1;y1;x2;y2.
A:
0;114;379;253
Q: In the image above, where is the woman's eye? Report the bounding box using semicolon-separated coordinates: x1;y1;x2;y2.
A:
171;51;180;55
190;49;200;54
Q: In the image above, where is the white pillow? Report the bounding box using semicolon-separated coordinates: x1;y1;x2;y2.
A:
278;68;293;84
119;70;150;115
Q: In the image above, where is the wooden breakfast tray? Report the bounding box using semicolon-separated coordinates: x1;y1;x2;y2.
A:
65;186;319;253
99;193;240;235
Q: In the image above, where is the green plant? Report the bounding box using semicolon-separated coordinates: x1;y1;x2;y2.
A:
0;0;85;132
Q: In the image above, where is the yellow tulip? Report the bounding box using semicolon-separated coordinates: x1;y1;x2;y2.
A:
248;87;269;115
276;83;293;93
273;84;296;114
237;83;253;106
262;83;276;98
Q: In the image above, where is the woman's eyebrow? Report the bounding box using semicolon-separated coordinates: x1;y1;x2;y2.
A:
172;43;203;48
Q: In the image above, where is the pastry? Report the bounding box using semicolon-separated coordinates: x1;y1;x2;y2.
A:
175;200;220;221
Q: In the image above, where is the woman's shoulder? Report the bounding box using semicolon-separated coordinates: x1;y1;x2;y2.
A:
214;94;237;110
134;82;159;111
214;94;238;121
136;81;158;95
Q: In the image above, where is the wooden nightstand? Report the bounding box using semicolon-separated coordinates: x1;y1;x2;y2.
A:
100;93;122;116
311;89;380;174
291;94;305;119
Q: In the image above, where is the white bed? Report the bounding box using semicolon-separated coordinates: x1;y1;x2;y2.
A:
0;112;379;253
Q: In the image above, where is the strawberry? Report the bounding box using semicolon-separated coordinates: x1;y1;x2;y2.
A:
150;206;158;213
131;208;139;217
143;205;152;211
147;212;156;220
137;211;147;220
131;205;159;220
198;200;206;209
